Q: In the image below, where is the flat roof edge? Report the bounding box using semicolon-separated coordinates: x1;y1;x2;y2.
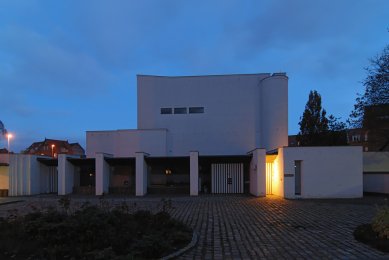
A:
137;73;275;78
87;128;168;133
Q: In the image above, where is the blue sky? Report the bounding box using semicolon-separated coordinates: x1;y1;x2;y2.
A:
0;0;388;152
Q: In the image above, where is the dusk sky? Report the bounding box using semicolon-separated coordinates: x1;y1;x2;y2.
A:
0;0;388;153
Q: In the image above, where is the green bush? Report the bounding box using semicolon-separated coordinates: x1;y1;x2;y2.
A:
372;205;389;239
0;201;192;259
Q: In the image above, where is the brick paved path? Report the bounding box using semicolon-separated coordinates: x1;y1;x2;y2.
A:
0;195;387;259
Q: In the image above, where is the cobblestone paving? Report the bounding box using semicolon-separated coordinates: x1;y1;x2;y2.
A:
0;195;388;259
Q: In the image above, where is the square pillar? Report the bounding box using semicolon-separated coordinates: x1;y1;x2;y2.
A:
135;152;147;196
250;148;266;197
95;153;112;196
58;154;75;195
190;151;199;196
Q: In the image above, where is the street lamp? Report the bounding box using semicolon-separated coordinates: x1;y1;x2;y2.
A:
51;144;55;157
6;133;13;154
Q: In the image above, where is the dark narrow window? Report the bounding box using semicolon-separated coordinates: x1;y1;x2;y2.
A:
294;160;302;195
160;108;172;114
174;107;187;114
189;107;204;114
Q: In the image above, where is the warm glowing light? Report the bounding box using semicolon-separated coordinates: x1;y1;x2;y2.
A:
6;133;13;153
51;144;55;157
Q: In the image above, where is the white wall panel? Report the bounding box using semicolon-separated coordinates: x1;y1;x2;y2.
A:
281;146;363;199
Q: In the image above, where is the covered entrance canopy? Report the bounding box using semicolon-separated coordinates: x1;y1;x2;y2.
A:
67;158;95;194
145;156;190;195
37;158;58;167
105;157;136;195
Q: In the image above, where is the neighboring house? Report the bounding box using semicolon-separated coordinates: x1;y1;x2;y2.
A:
347;104;389;152
0;148;9;154
288;135;298;147
8;73;364;198
23;138;85;158
347;128;368;151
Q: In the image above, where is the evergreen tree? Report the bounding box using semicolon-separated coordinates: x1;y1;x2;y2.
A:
297;90;329;146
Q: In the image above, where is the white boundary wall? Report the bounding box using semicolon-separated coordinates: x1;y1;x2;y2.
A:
279;146;363;199
363;152;389;194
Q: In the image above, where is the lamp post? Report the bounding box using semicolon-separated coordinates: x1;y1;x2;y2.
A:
51;144;55;157
7;133;13;154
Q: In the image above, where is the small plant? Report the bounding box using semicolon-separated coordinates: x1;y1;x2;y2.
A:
98;194;111;211
58;196;71;213
27;202;39;212
80;201;91;209
161;198;173;212
372;205;389;239
116;201;129;214
6;208;19;220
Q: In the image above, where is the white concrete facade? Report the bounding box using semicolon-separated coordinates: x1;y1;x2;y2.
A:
86;129;167;158
83;73;288;197
87;73;288;158
267;147;363;199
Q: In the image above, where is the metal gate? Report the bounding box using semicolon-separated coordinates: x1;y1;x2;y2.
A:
211;163;244;194
47;166;58;193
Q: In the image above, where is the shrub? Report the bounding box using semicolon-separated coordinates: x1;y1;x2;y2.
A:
0;201;192;259
372;206;389;239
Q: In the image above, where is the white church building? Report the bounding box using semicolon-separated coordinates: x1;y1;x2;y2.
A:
8;73;363;198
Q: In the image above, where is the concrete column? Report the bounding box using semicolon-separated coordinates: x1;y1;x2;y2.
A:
190;151;199;196
135;152;147;196
95;153;112;196
250;148;266;197
58;154;75;195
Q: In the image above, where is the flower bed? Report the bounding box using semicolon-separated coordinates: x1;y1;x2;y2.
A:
0;200;192;259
